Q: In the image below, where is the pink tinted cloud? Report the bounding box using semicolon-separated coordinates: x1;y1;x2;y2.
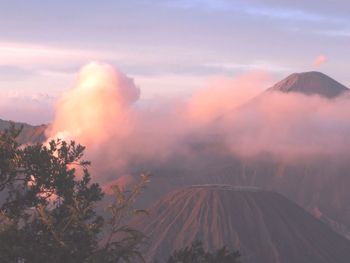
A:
47;62;350;185
47;63;272;182
188;71;271;124
314;55;327;66
222;91;350;160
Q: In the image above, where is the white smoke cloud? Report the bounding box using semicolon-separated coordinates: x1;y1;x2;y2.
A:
48;62;140;146
47;61;350;184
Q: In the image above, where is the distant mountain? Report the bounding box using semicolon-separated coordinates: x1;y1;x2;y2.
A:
0;119;47;144
267;71;349;98
118;72;350;241
132;185;350;263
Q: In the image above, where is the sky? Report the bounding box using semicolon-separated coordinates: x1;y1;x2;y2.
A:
0;0;349;124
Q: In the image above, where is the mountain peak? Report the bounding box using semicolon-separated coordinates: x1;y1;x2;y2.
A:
268;71;349;98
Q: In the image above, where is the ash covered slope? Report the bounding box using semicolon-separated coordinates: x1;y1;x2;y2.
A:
267;71;349;98
132;185;350;263
0;119;47;144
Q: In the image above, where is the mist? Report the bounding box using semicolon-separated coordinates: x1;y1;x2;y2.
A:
47;62;350;185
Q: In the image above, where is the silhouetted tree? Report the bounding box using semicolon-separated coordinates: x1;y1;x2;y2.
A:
166;240;240;263
0;124;149;263
89;173;150;263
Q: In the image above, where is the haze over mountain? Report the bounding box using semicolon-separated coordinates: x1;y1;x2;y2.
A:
3;68;350;242
3;1;350;261
0;119;46;144
267;71;349;98
129;70;350;240
132;185;350;263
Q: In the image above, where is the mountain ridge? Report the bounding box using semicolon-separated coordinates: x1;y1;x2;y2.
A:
0;118;47;144
266;71;349;98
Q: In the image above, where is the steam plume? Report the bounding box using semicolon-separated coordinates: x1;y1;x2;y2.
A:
48;62;139;146
48;62;350;183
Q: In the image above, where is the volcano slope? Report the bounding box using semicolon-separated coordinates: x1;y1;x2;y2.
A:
132;185;350;263
267;71;349;98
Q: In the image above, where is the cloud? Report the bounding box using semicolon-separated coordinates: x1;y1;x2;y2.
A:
317;29;350;38
204;61;292;73
48;63;269;181
0;42;104;69
313;55;327;66
188;71;270;123
221;91;350;159
0;91;55;124
48;62;140;146
161;0;231;11
241;0;350;23
0;65;35;80
46;62;350;188
244;6;327;22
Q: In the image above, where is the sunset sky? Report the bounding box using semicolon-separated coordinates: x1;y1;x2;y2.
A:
0;0;349;124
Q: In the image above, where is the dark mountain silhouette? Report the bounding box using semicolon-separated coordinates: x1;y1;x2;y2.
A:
132;185;350;263
267;71;349;98
0;119;47;144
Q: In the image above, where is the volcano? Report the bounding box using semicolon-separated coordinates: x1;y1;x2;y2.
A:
267;71;349;98
132;185;350;263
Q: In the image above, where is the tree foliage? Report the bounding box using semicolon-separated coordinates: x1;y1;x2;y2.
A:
166;241;241;263
0;124;149;263
89;173;150;263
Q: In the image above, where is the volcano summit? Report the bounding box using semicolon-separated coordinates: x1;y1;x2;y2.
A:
267;71;349;98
